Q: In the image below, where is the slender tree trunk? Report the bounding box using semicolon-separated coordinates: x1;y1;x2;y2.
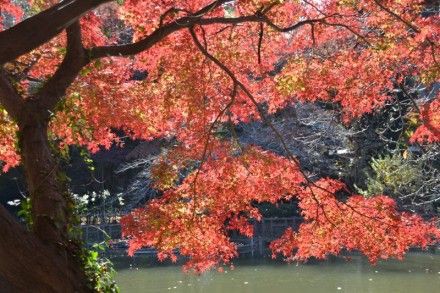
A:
0;118;91;292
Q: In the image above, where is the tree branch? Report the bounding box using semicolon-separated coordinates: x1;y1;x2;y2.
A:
191;0;232;17
257;23;264;64
35;21;86;117
189;26;337;227
1;0;352;123
262;15;333;33
88;12;339;59
87;15;262;59
0;0;111;64
372;0;420;33
0;68;23;120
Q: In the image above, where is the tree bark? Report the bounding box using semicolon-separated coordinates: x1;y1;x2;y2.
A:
0;116;91;291
0;0;111;64
0;204;91;292
19;119;71;245
1;15;94;288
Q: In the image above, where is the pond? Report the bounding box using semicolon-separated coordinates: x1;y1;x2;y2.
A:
115;252;440;293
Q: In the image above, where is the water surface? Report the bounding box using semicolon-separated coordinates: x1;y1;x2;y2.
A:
115;252;440;293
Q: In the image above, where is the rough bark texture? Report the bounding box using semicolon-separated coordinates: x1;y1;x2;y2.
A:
19;119;70;245
0;205;91;292
0;0;111;64
0;114;91;291
0;13;94;289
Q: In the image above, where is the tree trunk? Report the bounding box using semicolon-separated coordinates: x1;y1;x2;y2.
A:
0;119;91;292
19;120;70;245
0;205;90;292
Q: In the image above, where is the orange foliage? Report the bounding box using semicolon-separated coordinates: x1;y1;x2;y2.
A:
1;0;439;271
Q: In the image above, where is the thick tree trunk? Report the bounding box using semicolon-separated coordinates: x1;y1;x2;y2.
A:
0;119;91;292
0;205;90;292
19;121;70;245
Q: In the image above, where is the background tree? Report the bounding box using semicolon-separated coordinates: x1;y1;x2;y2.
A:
0;0;439;291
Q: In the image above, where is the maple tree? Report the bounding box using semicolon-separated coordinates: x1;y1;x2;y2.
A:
0;0;439;291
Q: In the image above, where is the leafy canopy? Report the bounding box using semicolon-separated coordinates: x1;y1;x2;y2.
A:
0;0;439;272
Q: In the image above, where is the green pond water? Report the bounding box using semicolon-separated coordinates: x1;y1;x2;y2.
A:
114;252;440;293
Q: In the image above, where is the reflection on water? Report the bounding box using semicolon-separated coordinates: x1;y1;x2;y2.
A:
115;252;440;293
